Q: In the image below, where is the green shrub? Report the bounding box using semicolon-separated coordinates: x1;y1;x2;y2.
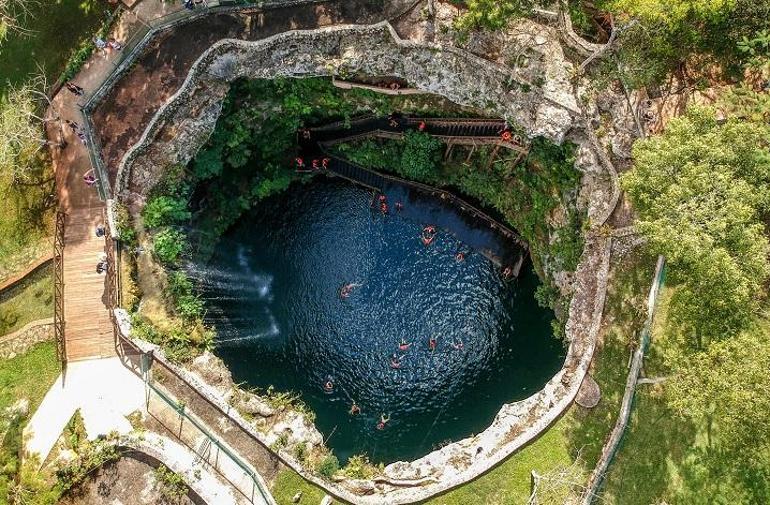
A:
142;196;191;228
315;453;339;478
293;441;308;463
114;203;137;248
341;454;378;480
152;228;186;265
153;464;188;501
398;131;442;182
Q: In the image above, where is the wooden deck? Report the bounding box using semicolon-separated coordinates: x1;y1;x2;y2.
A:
63;207;114;361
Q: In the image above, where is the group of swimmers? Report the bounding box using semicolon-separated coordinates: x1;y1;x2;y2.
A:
377;194;403;215
295;156;330;172
322;333;465;430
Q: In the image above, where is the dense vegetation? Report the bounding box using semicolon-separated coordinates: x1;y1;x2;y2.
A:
620;105;770;502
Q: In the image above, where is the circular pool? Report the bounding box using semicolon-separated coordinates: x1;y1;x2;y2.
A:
189;178;564;463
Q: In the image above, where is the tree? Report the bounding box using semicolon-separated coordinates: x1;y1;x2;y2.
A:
0;76;63;183
398;131;442;182
0;0;34;42
622;107;770;345
665;324;770;502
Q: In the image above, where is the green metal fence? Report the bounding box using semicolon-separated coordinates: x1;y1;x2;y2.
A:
581;255;667;504
142;355;274;504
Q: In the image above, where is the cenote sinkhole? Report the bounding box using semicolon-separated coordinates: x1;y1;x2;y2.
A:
189;178;565;463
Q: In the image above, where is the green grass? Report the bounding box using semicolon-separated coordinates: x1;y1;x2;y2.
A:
0;0;106;92
0;263;53;336
426;419;576;505
271;469;338;505
0;341;59;412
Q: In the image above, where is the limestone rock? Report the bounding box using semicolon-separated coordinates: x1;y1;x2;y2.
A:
189;352;234;394
235;392;275;418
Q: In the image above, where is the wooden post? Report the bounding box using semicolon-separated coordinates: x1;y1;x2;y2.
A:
465;143;476;163
485;143;501;170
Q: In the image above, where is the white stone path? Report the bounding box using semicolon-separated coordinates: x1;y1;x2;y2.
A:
24;357;146;462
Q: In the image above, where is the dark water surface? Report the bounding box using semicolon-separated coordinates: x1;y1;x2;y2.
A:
190;178;564;463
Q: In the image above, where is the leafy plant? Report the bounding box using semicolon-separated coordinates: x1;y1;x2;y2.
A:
142;196;191;229
153;464;188;501
315;453;339;479
152;228;186;265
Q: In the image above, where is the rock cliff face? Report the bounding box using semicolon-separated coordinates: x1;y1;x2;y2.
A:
117;22;583;203
105;16;633;505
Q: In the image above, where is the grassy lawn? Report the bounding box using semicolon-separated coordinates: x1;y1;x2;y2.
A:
0;263;53;336
0;341;59;412
596;286;726;504
0;0;106;92
271;469;338;505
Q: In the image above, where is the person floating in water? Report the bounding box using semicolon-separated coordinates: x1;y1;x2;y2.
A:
340;283;361;299
377;413;391;430
349;402;361;415
390;354;401;369
398;338;411;351
428;336;438;351
421;225;436;246
502;265;513;279
455;251;465;262
451;340;464;351
395;201;403;212
324;376;334;393
380;202;389;215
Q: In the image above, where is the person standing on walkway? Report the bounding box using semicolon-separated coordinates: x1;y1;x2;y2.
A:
65;82;85;96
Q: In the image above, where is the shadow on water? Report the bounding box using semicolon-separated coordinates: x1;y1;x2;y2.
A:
188;178;565;463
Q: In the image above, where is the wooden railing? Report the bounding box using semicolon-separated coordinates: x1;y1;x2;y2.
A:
53;210;66;369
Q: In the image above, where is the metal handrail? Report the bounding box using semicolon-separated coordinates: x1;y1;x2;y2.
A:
147;377;272;504
321;149;527;246
53;210;67;368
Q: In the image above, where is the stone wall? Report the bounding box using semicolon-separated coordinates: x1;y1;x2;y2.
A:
99;17;622;505
0;318;55;359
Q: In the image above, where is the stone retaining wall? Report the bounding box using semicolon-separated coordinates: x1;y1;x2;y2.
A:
0;318;55;359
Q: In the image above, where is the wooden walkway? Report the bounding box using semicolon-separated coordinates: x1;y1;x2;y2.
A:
61;208;114;361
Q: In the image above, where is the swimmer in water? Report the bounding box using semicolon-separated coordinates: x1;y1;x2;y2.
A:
377;413;391;430
455;251;465;262
324;377;334;392
428;336;437;351
398;339;411;351
350;402;361;415
340;283;361;299
451;340;464;350
395;201;403;212
390;354;401;369
502;266;513;279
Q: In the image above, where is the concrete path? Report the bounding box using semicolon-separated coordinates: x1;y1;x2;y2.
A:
24;357;146;463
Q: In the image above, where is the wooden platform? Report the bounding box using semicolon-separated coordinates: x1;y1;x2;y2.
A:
63;207;114;361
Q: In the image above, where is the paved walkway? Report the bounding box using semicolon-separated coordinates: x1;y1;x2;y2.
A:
48;0;183;362
25;0;181;464
24;357;146;462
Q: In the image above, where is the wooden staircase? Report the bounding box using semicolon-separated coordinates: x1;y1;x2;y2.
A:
62;207;115;361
